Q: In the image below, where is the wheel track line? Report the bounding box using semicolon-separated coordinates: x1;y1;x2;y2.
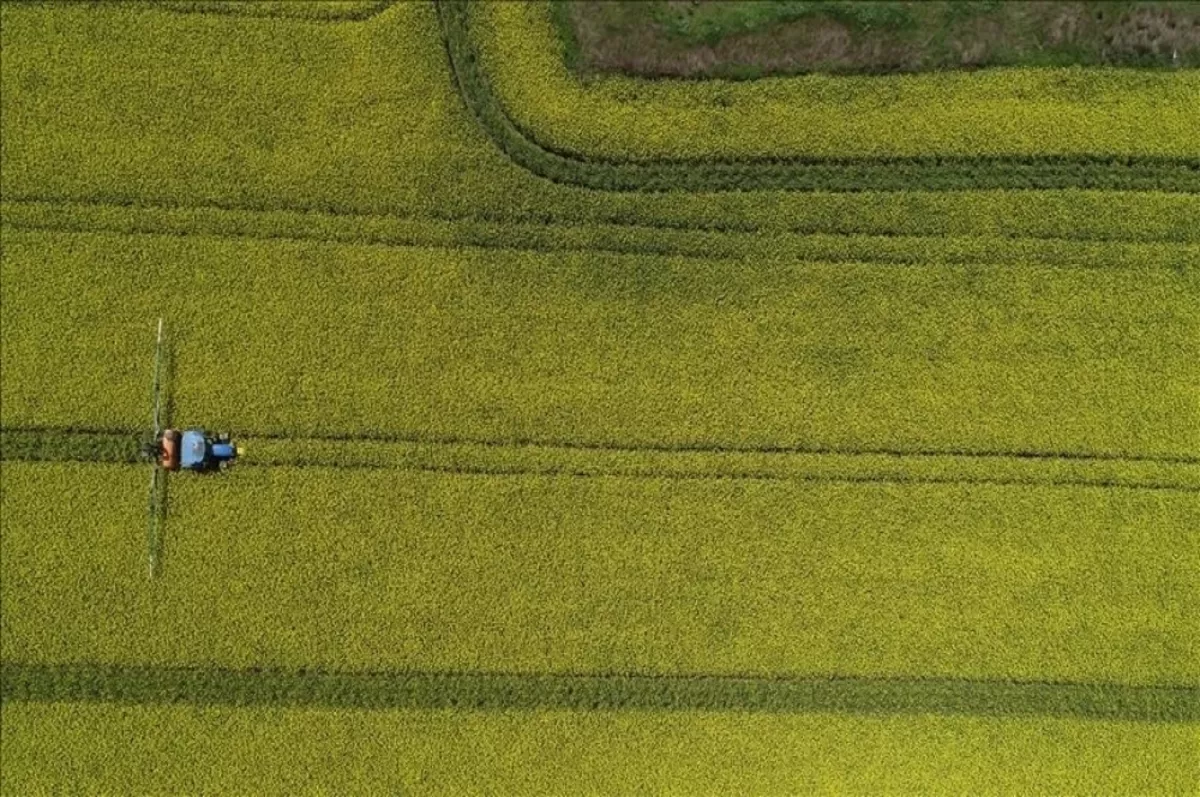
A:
4;196;1197;247
6;217;1197;272
4;428;1198;492
3;662;1196;722
7;425;1198;465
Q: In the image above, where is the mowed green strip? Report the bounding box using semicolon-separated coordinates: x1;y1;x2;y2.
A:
3;463;1196;685
3;703;1197;796
3;228;1197;459
4;663;1195;722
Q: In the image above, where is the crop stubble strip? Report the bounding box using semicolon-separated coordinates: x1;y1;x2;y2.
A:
4;428;1197;492
436;1;1200;193
2;663;1195;722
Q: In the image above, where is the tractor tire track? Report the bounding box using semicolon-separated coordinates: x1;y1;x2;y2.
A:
5;196;1198;249
3;663;1195;723
4;428;1198;493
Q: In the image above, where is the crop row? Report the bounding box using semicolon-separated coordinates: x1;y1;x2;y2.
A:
445;1;1200;192
6;2;1200;240
5;428;1199;494
4;462;1196;685
5;663;1194;721
7;702;1194;796
5;227;1197;458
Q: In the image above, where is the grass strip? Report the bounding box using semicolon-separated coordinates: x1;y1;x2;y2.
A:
3;663;1196;722
563;1;1200;75
440;1;1200;192
4;428;1199;492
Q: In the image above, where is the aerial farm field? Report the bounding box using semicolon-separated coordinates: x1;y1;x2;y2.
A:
1;0;1197;794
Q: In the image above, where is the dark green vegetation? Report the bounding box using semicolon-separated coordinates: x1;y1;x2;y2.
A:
555;1;1200;78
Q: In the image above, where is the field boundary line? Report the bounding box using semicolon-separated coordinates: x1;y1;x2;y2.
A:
437;1;1200;194
3;663;1195;722
4;428;1198;493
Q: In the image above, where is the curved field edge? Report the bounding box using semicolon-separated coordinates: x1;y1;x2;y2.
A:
4;428;1199;493
440;0;1200;192
477;2;1200;162
3;664;1196;722
5;705;1196;797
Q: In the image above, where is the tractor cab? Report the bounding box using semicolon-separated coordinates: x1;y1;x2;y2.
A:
159;428;240;471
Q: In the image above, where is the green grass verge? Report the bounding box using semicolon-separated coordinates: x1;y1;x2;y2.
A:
4;663;1196;722
4;228;1197;459
4;462;1196;685
3;702;1197;795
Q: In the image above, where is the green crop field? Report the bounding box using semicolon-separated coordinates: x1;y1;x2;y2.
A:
1;0;1197;794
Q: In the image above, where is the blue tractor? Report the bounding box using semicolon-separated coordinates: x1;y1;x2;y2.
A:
156;428;242;472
